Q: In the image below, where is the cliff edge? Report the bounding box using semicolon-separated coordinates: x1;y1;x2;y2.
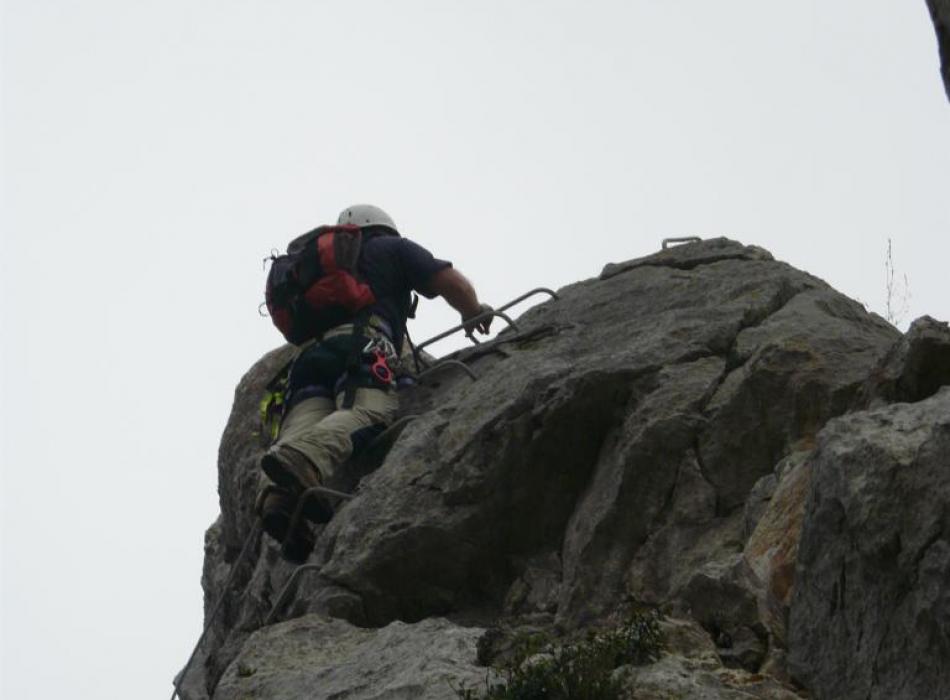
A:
184;238;950;700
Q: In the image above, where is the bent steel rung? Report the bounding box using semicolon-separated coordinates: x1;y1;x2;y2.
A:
662;236;702;250
280;485;353;560
415;309;518;354
494;287;560;315
414;287;560;356
265;563;323;625
416;359;478;383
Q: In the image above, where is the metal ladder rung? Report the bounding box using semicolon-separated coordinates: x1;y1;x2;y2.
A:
411;287;560;368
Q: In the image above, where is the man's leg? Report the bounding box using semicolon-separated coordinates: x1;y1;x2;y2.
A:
256;396;336;553
313;386;399;480
274;387;398;483
275;395;336;460
262;387;397;519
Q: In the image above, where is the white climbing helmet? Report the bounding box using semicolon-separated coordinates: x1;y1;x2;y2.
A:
337;204;398;233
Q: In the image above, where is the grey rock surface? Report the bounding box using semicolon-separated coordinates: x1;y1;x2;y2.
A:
927;0;950;101
627;617;803;699
742;451;812;649
214;615;489;700
624;655;802;700
856;314;950;408
788;387;950;700
193;238;909;696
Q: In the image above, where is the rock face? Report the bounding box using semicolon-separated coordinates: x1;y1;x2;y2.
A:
788;388;950;699
214;616;489;700
927;0;950;101
185;237;950;699
855;315;950;408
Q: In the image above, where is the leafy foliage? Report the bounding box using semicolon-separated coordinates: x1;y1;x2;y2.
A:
457;611;662;700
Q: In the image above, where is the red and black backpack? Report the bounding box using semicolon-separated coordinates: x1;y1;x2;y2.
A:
264;224;388;344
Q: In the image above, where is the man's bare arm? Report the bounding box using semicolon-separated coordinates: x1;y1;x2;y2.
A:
428;267;492;335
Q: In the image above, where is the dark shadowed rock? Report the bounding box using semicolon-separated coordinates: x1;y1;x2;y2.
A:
927;0;950;101
194;238;904;696
788;388;950;700
856;315;950;408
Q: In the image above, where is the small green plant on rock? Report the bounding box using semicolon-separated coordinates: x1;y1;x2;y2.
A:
457;611;662;700
236;663;256;678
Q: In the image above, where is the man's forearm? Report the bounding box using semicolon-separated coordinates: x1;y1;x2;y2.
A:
429;267;482;319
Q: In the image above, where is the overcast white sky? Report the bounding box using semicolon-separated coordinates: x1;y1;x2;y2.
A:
2;2;948;698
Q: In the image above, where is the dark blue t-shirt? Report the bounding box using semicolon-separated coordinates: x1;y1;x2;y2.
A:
358;230;451;348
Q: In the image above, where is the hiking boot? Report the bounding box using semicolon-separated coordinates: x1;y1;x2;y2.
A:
261;445;320;491
280;523;315;564
255;484;295;543
255;484;316;563
260;446;334;523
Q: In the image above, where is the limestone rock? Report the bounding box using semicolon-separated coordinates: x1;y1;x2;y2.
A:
743;451;812;647
626;617;804;699
195;238;904;696
214;615;489;700
788;388;950;699
856;314;950;408
600;238;774;279
623;654;803;700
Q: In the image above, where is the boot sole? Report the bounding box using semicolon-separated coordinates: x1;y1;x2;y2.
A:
261;511;290;543
261;453;334;524
260;452;312;493
281;524;315;564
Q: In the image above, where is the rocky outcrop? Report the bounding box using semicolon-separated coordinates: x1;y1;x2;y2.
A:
927;0;950;101
214;616;489;699
742;451;811;654
855;315;950;408
788;388;950;699
187;237;950;699
619;617;804;699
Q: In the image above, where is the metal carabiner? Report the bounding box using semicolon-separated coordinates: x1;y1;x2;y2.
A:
369;349;393;384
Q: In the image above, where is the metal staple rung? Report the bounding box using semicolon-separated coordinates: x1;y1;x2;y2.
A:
494;287;560;314
416;360;478;383
265;564;323;625
310;485;353;500
662;236;702;250
414;287;560;355
415;310;518;353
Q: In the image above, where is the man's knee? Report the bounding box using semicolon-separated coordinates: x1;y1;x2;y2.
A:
340;387;399;423
349;422;388;456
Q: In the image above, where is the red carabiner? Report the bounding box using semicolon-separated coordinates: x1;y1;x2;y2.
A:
370;349;393;384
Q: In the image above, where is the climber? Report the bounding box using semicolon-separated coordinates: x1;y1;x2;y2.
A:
256;203;492;561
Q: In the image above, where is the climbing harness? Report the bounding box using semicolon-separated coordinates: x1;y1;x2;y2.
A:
362;335;397;386
367;347;393;384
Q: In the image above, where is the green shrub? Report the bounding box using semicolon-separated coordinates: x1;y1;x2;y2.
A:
457;611;662;700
